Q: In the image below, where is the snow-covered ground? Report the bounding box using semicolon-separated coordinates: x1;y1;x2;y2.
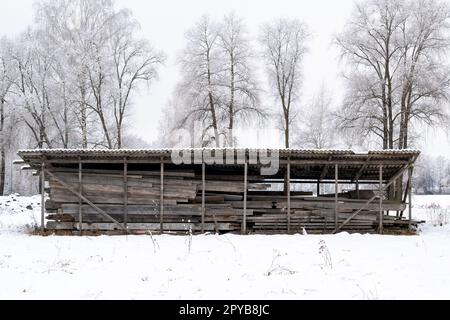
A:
1;194;450;300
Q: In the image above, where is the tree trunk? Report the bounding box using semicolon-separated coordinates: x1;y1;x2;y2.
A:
285;127;290;149
209;92;220;148
0;145;5;196
0;98;4;195
381;86;388;150
63;98;69;149
228;54;235;148
117;122;122;149
81;86;88;148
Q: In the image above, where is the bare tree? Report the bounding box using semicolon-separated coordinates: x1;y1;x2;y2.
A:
336;0;406;149
397;0;450;149
177;15;223;147
34;0;102;148
336;0;450;150
297;85;335;149
218;13;265;147
0;38;17;195
260;18;310;148
11;30;54;149
109;12;165;149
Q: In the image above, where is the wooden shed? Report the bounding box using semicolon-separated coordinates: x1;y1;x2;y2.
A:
18;148;422;235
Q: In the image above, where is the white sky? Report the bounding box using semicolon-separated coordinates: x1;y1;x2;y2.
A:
1;0;449;156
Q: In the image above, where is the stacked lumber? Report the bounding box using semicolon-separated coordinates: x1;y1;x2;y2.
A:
44;167;421;234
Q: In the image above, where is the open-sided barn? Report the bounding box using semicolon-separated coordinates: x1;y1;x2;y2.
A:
18;148;421;235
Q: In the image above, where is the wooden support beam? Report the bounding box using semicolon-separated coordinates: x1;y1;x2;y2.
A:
400;168;413;218
317;181;320;197
408;166;413;230
379;164;383;234
41;160;45;232
335;164;339;229
356;180;360;199
44;169;125;230
160;160;164;233
124;158;128;229
36;158;412;167
242;161;248;235
319;157;333;181
202;161;206;233
78;159;83;234
353;156;372;182
287;158;291;234
333;163;410;233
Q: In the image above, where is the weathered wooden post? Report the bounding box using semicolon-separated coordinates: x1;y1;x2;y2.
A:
78;159;83;234
160;158;164;233
356;180;360;199
123;157;128;230
334;164;339;230
41;159;45;232
202;161;206;234
287;158;291;234
408;166;413;231
242;160;248;235
379;164;383;234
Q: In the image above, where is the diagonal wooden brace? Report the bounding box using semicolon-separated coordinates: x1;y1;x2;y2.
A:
333;163;411;233
44;169;126;230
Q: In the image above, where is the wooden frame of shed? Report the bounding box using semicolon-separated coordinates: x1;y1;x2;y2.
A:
18;148;421;235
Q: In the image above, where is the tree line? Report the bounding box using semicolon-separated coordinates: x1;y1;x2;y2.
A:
1;0;450;195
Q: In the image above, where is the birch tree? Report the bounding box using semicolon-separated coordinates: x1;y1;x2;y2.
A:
260;18;310;148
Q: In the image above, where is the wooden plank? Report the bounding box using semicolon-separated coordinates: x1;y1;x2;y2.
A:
333;163;410;233
44;169;126;230
47;222;233;232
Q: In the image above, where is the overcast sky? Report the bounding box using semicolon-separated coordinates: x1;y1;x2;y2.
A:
1;0;449;156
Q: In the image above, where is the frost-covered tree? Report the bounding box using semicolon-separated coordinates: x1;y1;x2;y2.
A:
0;37;17;195
173;14;265;148
29;0;165;149
218;13;265;147
297;85;335;149
260;18;310;148
336;0;450;150
397;0;450;149
176;15;223;147
109;12;165;149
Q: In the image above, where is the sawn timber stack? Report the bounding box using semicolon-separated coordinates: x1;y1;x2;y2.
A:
17;148;423;235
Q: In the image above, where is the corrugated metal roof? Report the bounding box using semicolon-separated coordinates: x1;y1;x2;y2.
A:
16;148;421;182
18;148;420;156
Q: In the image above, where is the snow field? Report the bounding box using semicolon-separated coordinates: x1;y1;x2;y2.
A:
0;194;449;299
